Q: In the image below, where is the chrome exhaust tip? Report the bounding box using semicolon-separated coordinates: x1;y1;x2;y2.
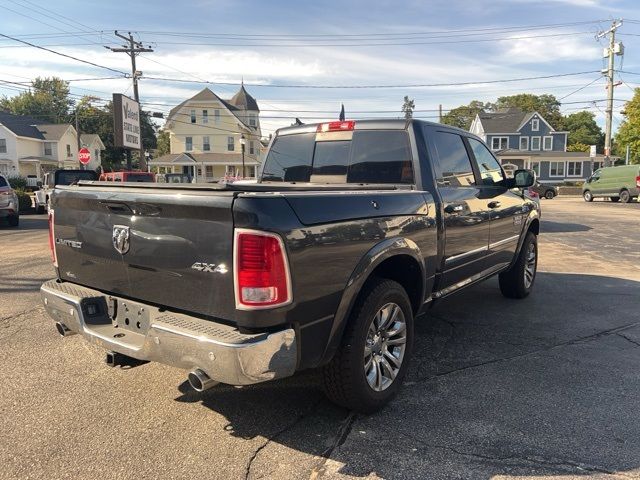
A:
55;322;76;337
188;369;219;392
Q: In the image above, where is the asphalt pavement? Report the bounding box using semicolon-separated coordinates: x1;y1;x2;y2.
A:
1;198;639;480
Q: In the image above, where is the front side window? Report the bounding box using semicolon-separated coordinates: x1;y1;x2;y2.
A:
567;161;582;176
519;136;529;150
0;139;6;153
190;109;196;123
202;110;208;123
468;138;504;186
550;161;565;176
543;136;553;151
186;136;193;151
491;137;508;151
203;136;210;151
227;136;235;151
531;137;541;151
432;131;476;187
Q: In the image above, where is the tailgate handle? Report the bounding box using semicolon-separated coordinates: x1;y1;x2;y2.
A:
101;201;133;214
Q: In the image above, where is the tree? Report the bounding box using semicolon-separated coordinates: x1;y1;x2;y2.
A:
156;129;170;156
614;88;640;164
562;111;603;151
566;142;590;153
401;96;415;119
441;100;491;130
0;77;72;123
494;94;563;130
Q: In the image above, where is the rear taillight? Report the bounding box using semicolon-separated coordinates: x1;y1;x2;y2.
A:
316;120;355;133
48;209;58;267
234;229;291;309
636;175;640;189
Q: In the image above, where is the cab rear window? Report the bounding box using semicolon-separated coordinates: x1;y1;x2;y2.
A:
262;130;413;184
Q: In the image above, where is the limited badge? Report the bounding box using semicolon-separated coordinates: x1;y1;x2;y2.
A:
513;215;523;226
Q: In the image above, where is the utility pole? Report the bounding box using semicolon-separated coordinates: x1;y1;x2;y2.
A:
597;19;623;167
107;31;153;170
438;104;443;123
75;109;82;169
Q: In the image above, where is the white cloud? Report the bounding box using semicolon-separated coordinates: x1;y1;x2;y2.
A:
501;35;601;63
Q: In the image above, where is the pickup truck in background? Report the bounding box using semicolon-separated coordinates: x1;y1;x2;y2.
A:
41;119;539;413
35;169;98;214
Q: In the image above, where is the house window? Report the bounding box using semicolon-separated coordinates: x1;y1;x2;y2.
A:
227;136;235;151
249;140;255;155
44;142;53;156
226;166;237;176
543;136;553;151
206;165;213;177
567;161;583;176
248;166;256;178
190;110;196;123
249;116;256;127
491;136;508;151
214;110;220;124
197;168;202;176
593;161;603;171
532;118;539;131
66;144;72;157
186;137;193;151
203;136;210;151
531;137;541;151
202;110;208;124
519;137;529;150
550;161;565;177
94;149;99;161
0;139;6;153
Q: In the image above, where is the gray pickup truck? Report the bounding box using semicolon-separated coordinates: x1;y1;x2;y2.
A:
41;119;539;413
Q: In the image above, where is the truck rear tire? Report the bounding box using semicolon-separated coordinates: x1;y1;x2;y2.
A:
322;278;414;414
499;232;537;299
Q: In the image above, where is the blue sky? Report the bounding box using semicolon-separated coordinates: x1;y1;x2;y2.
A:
0;0;639;135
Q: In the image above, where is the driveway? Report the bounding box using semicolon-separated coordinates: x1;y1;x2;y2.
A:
1;200;639;480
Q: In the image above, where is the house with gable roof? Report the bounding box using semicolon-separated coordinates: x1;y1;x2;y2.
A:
150;84;262;182
469;108;612;183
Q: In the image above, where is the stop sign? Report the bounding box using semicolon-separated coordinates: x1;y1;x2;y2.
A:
78;147;91;165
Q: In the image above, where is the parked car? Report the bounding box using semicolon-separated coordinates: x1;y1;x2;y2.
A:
35;169;99;214
40;119;539;413
0;174;19;227
530;181;558;200
99;171;155;182
583;164;640;203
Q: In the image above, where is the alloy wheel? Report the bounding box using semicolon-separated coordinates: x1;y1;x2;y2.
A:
524;242;537;289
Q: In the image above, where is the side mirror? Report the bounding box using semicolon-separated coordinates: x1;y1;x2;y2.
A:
513;169;535;188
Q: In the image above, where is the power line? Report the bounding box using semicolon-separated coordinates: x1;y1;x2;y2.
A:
0;32;128;75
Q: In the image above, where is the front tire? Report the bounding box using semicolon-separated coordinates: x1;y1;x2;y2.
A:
322;278;414;414
499;232;537;299
583;190;593;202
544;190;555;200
620;189;631;203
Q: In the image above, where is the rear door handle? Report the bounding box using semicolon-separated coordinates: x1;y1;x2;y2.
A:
445;204;464;213
488;201;501;209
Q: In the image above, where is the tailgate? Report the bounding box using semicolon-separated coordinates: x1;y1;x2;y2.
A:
52;185;237;321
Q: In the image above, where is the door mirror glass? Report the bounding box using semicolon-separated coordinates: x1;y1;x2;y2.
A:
514;169;535;188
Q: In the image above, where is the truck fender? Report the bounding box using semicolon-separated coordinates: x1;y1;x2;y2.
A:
509;209;540;270
318;236;426;366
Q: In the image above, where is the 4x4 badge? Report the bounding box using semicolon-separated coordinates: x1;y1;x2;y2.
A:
112;225;130;254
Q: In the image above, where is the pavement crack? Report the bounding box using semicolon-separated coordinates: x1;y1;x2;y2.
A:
617;333;640;348
0;305;43;325
309;411;356;480
244;399;323;480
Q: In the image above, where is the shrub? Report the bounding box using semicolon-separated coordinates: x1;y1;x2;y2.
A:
15;189;32;212
7;176;28;190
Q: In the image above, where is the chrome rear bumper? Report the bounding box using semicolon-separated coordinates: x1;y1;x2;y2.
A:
40;279;297;386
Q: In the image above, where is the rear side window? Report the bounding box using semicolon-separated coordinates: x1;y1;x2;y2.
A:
0;176;7;187
262;130;413;184
432;131;476;187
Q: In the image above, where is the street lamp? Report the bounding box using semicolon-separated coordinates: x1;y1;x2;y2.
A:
239;134;246;179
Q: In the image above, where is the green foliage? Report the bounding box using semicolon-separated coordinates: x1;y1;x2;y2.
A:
441;100;491;130
494;93;563;130
563;111;603;151
566;143;590;153
15;189;32;212
0;77;72;123
614;88;640;164
156;129;170;156
401;96;415;119
6;176;28;190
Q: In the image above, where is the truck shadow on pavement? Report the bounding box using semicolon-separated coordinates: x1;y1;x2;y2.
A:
175;272;640;479
540;221;592;233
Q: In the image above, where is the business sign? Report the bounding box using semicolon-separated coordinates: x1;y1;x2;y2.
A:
589;145;597;158
113;93;141;149
78;147;91;165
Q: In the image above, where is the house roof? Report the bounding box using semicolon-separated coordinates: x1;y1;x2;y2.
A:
228;84;259;111
36;123;73;141
80;134;105;149
476;108;529;134
497;149;615;159
150;152;259;165
0;111;45;139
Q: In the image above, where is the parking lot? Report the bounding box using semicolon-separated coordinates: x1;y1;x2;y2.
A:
1;197;639;480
